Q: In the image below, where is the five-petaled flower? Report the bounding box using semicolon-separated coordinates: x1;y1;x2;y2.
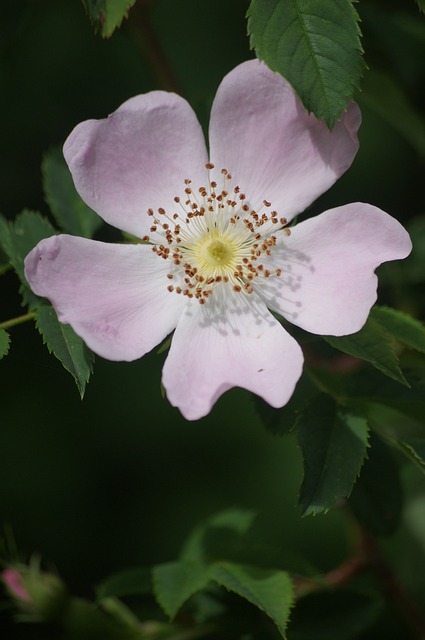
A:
24;60;412;420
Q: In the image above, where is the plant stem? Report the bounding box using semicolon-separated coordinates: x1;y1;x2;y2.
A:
293;552;367;598
0;312;36;331
128;0;184;94
294;523;425;638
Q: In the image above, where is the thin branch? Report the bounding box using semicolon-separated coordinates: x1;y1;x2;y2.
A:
293;552;367;599
128;1;184;94
293;525;425;639
0;312;36;331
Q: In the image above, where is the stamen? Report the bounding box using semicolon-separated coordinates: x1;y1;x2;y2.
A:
145;167;289;304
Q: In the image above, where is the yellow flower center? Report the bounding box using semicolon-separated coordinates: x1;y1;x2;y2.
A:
201;237;235;267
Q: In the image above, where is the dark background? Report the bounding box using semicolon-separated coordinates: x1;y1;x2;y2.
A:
1;0;424;637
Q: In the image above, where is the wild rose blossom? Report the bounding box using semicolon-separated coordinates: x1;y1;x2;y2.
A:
24;60;411;420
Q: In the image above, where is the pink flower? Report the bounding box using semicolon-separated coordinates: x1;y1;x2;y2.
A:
25;61;411;420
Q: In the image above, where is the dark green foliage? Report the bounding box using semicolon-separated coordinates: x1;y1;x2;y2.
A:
296;395;369;515
35;305;94;398
0;328;10;359
323;316;408;386
82;0;136;38
0;211;94;395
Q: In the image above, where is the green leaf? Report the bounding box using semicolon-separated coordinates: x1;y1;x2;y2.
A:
0;244;9;274
341;367;425;424
247;0;364;127
323;316;408;386
209;561;293;638
296;394;369;515
0;329;11;359
35;305;94;398
399;438;425;471
180;509;257;562
152;561;210;619
0;211;95;395
42;147;103;238
371;306;425;355
348;435;402;536
0;211;56;306
82;0;136;38
96;567;152;601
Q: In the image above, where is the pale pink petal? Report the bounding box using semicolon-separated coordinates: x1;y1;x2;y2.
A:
208;60;360;221
259;204;412;336
24;235;185;360
64;92;209;238
162;291;304;420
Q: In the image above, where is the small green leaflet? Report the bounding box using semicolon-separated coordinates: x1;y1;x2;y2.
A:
247;0;364;127
0;329;10;359
152;561;210;619
0;211;94;395
296;394;369;516
210;562;293;638
0;211;56;306
371;306;425;355
323;315;408;386
82;0;136;38
342;367;425;425
42;147;103;238
35;305;94;398
399;438;425;472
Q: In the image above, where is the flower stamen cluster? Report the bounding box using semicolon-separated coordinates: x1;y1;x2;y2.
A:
142;164;290;304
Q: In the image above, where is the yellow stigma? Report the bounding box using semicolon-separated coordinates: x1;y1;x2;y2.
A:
199;237;235;268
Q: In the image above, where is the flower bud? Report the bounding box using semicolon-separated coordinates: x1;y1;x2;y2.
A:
2;565;67;621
